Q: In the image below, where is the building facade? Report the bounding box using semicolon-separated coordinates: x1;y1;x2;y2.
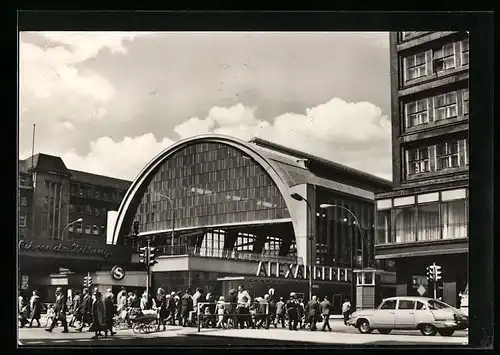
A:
374;31;469;307
18;153;135;301
111;134;396;311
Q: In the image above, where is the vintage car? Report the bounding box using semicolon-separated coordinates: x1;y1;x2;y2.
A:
347;296;468;336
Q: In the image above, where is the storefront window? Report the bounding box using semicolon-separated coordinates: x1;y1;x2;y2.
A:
417;203;440;241
376;210;392;244
394;207;417;243
441;199;467;239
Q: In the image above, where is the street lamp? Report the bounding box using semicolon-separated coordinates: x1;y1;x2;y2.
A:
150;192;176;255
290;192;313;301
319;203;365;305
60;218;83;240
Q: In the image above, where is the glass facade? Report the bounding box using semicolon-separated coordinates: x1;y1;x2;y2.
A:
376;198;468;245
314;187;375;268
132;142;290;236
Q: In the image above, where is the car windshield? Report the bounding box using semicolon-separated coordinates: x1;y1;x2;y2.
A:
427;300;452;310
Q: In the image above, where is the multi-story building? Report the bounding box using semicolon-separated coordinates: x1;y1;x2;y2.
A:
19;153;131;244
374;31;469;307
18;153;134;300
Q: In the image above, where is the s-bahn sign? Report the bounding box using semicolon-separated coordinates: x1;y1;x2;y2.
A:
256;261;351;283
111;265;125;281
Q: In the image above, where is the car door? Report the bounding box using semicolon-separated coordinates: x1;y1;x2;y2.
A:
414;300;434;326
394;300;416;329
371;299;396;328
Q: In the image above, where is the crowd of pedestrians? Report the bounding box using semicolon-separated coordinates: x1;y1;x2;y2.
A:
19;285;354;337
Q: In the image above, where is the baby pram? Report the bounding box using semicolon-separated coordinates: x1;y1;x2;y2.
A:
131;309;158;334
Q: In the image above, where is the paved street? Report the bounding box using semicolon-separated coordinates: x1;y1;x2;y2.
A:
18;319;468;346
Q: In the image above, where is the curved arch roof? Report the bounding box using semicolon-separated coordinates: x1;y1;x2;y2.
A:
112;134;379;244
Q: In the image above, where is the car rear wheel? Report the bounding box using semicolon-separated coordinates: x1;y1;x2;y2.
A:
378;328;392;334
438;329;455;336
420;324;437;336
357;319;373;334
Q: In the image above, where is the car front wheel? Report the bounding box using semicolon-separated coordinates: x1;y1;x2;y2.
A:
378;328;392;334
357;319;373;334
420;324;437;336
438;329;455;336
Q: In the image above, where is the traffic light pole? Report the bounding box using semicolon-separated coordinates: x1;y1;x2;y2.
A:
432;262;437;300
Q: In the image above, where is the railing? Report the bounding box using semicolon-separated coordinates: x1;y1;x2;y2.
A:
153;245;303;264
196;302;270;332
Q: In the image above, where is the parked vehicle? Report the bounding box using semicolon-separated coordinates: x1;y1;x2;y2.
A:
347;296;468;336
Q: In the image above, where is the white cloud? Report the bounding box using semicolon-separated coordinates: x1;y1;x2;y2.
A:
61;121;75;130
59;134;175;180
42;97;390;181
19;32;153;128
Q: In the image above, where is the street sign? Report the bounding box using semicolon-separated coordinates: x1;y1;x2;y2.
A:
111;265;125;280
417;284;426;296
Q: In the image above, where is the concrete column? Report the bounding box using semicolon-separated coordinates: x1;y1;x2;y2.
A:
47;181;51;238
52;183;57;239
288;184;316;266
58;183;63;239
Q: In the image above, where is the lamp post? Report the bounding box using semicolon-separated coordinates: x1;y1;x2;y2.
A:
290;192;313;301
153;192;176;255
60;218;83;241
319;204;365;306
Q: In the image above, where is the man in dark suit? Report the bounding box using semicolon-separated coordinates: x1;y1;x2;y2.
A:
225;289;237;328
181;289;193;327
286;292;299;331
320;296;332;331
305;295;320;331
76;288;92;332
46;287;68;333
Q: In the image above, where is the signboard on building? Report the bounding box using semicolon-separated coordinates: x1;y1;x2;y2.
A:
18;239;132;262
21;275;29;290
256;261;351;283
111;265;125;280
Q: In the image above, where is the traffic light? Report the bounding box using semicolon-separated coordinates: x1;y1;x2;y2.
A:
83;275;92;288
426;265;435;282
148;247;157;266
139;246;148;264
133;221;140;236
435;265;442;281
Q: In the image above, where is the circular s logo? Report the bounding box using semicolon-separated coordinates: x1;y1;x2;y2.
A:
111;265;125;281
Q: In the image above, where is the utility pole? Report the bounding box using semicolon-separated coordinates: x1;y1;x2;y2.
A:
146;238;151;297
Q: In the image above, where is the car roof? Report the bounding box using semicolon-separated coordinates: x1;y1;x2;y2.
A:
382;296;433;302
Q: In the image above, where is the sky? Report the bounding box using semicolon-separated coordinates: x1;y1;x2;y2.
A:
19;31;392;182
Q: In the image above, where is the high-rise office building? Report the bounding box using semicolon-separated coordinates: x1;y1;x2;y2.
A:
374;31;469;307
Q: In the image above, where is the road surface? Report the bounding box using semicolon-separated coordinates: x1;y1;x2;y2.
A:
18;319;468;346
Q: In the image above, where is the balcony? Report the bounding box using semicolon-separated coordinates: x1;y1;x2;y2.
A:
150;245;303;265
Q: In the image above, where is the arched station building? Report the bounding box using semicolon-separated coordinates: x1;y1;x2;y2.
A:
111;134;395;309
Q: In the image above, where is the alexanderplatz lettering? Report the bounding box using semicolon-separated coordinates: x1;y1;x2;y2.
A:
256;261;350;282
19;240;112;259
